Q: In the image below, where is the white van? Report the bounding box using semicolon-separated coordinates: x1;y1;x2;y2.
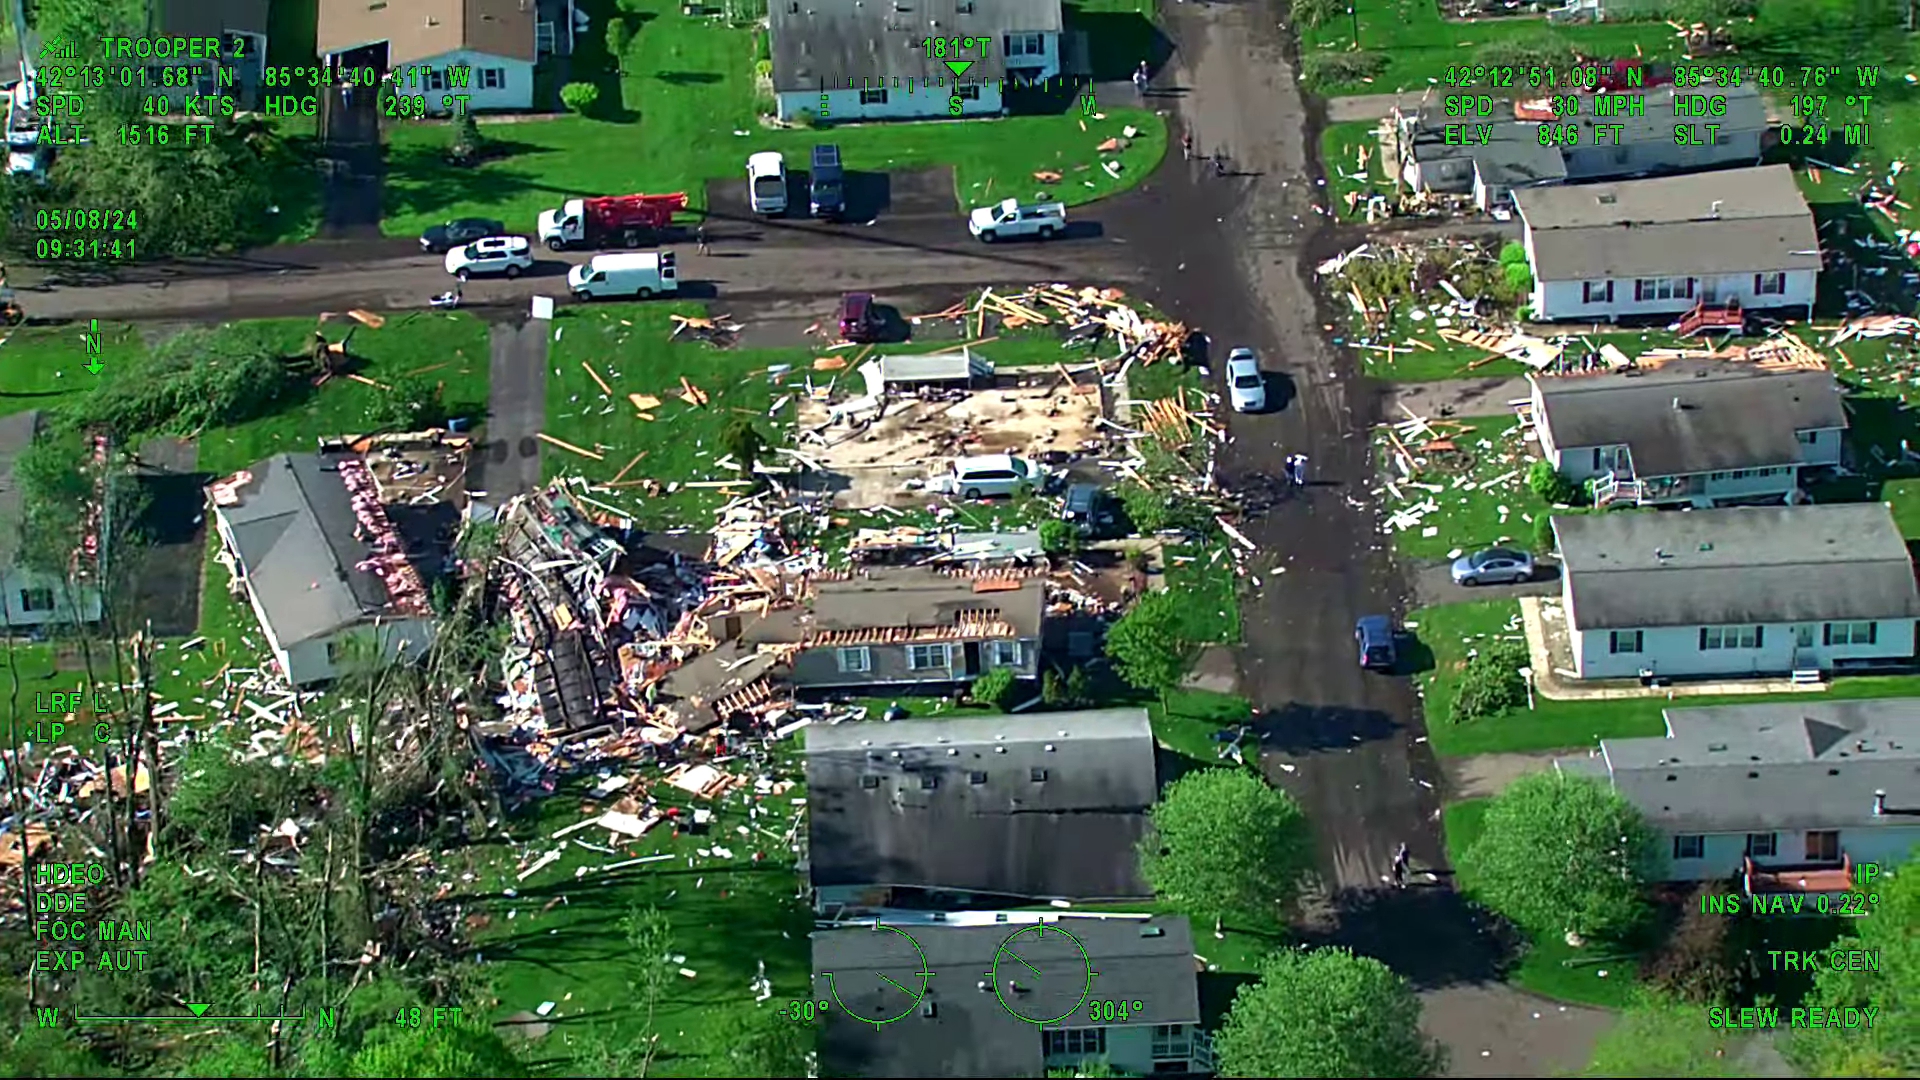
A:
926;454;1046;499
747;151;787;215
568;251;678;300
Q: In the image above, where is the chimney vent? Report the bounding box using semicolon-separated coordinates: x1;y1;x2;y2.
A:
1710;199;1723;218
1875;789;1888;816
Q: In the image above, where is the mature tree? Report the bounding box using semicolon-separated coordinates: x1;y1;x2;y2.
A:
1104;589;1194;700
1139;769;1312;927
1792;860;1920;1077
67;325;300;438
1586;994;1752;1078
1459;773;1658;941
1215;947;1443;1078
348;1022;527;1078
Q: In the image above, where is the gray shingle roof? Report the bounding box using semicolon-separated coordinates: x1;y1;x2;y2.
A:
1517;165;1820;280
0;410;41;568
1553;504;1920;630
806;708;1157;900
214;454;394;647
1557;699;1920;832
1535;362;1847;476
813;916;1198;1077
770;0;1062;93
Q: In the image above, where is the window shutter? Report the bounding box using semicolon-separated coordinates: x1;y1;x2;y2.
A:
1823;623;1833;646
1685;278;1696;298
1868;622;1879;645
1753;626;1764;648
1753;273;1763;293
1699;627;1709;650
1605;281;1614;302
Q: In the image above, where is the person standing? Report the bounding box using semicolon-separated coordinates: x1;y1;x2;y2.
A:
1181;130;1193;161
1133;61;1150;97
1391;842;1410;888
696;222;709;255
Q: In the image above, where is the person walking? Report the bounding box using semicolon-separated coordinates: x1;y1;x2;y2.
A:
1132;61;1150;97
1391;842;1410;888
1181;130;1193;161
696;222;709;255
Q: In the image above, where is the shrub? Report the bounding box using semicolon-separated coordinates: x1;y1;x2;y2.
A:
1645;884;1747;1003
1450;639;1528;725
754;59;773;80
1299;50;1387;90
791;107;817;128
1502;260;1534;296
1527;460;1583;506
448;113;484;165
606;19;631;68
1066;665;1093;706
1531;513;1556;556
1498;241;1529;267
1038;518;1075;555
559;82;600;115
969;667;1019;711
1041;668;1068;707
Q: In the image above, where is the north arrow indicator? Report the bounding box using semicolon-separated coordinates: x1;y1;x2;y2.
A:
945;60;973;77
185;1004;212;1017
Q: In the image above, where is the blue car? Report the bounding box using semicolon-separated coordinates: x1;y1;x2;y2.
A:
1355;615;1397;671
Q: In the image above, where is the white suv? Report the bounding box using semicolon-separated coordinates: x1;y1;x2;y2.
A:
927;454;1045;499
445;235;534;281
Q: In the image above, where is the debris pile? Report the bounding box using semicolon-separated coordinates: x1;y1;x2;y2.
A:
1375;406;1535;548
668;312;742;348
914;284;1192;370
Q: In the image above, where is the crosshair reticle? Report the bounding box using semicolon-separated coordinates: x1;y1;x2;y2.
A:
817;924;935;1027
987;923;1096;1025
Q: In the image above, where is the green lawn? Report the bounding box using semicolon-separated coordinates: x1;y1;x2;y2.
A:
1150;688;1255;766
1376;415;1549;561
1414;599;1920;756
1299;2;1683;95
0;324;143;417
1321;119;1397;222
381;0;1165;235
1163;543;1242;645
461;771;813;1074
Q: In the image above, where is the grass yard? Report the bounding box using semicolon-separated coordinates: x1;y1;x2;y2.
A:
0;324;144;417
1163;543;1242;644
1298;1;1682;95
1375;414;1549;561
460;771;813;1075
1149;688;1255;767
1442;799;1641;1008
1413;598;1920;756
381;0;1165;235
1320;119;1396;223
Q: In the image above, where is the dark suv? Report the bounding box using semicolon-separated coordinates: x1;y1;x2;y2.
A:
1355;615;1398;671
810;144;845;219
838;292;884;342
1060;483;1114;537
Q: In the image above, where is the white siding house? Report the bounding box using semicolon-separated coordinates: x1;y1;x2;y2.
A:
0;411;101;630
148;0;270;110
320;0;538;112
1552;504;1920;681
1515;165;1820;322
209;454;437;687
1557;700;1920;893
1529;361;1847;508
770;0;1063;123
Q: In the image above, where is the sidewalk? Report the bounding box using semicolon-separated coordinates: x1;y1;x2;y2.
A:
1518;596;1824;701
1325;91;1437;123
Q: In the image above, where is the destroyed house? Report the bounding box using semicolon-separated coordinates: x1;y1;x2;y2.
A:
1515;165;1821;321
813;916;1210;1077
1530;361;1846;508
496;488;633;734
745;568;1044;692
209;454;438;687
1550;504;1920;681
0;411;102;628
1393;101;1568;211
805;708;1157;911
1556;700;1920;892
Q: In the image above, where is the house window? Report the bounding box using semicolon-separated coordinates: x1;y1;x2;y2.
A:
425;68;446;92
1754;272;1787;295
1746;832;1777;858
1673;834;1705;860
955;83;981;100
836;646;871;673
1043;1027;1107;1057
480;67;506;90
968;770;988;785
1699;625;1762;650
326;640;343;665
990;640;1023;667
860;774;881;789
1805;830;1840;862
1150;1024;1190;1059
17;587;54;612
1582;280;1613;304
859;87;889;105
1006;32;1045;57
1825;621;1878;646
1633;277;1691;301
907;643;950;670
1797;430;1818;445
920;773;938;790
1608;630;1643;654
1030;767;1048;782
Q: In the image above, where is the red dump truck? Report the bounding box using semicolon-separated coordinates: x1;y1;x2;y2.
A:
537;193;689;251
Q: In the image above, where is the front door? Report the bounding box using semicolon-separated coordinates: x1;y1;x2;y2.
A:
1700;277;1719;303
1795;625;1815;649
962;642;981;677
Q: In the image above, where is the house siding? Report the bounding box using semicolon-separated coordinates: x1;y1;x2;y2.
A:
789;636;1040;690
1043;1023;1196;1075
1529;263;1817;321
1659;826;1920;881
148;29;269;109
0;567;101;628
1563;576;1915;678
278;618;435;686
776;79;1004;123
1799;426;1844;467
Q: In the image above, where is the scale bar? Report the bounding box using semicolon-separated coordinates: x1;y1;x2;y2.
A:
78;1006;303;1014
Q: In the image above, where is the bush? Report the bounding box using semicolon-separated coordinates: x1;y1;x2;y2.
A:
1038;518;1075;555
1502;260;1534;296
1450;639;1528;725
1526;460;1583;506
1645;884;1748;1003
791;107;817;128
1300;50;1387;90
754;59;773;80
1531;513;1555;556
1475;35;1570;74
559;82;600;115
448;113;484;165
969;667;1019;711
1498;241;1529;267
1041;668;1068;707
1066;665;1092;705
1289;0;1346;28
366;376;447;433
606;19;631;67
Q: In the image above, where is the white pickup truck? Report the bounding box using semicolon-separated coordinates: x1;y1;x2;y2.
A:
967;198;1066;242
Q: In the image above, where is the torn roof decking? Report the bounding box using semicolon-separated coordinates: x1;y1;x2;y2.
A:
745;569;1046;646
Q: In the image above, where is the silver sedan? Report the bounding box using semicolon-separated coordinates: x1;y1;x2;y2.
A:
1451;546;1535;586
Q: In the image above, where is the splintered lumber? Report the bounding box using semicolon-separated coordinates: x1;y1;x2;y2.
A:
678;376;710;407
1217;516;1257;552
582;361;615;396
628;393;663;412
536;432;605;460
610;450;648;484
813;356;847;371
346;373;392;391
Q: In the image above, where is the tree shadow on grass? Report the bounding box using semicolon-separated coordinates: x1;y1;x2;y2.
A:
382;137;575;220
1297;885;1523;991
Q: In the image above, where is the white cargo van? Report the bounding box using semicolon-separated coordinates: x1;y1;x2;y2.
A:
568;251;679;300
747;151;787;215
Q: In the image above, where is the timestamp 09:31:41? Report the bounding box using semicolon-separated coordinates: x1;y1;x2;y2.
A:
32;237;139;262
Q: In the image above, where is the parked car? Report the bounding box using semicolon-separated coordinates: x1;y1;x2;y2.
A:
569;251;677;300
1450;546;1535;586
1355;615;1397;671
810;144;844;218
419;217;507;253
747;151;788;215
1226;348;1265;412
928;454;1045;499
445;236;534;281
1060;482;1115;537
967;197;1066;242
837;292;884;342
